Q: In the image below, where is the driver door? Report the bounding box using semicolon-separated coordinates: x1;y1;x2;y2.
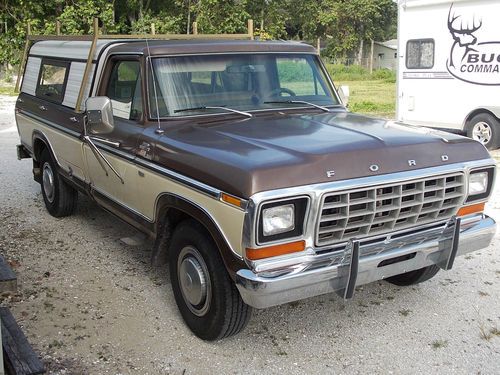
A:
83;56;145;210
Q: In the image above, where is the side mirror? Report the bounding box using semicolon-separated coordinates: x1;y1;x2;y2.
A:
85;96;114;135
338;85;350;106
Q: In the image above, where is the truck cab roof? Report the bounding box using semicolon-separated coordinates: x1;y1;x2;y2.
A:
29;39;317;61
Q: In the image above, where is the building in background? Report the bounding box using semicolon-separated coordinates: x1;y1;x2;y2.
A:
371;39;398;70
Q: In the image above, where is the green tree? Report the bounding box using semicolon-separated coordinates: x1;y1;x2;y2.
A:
324;0;397;59
0;0;398;69
194;0;250;34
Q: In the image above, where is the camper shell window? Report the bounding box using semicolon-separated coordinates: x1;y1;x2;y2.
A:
35;59;70;104
406;39;434;69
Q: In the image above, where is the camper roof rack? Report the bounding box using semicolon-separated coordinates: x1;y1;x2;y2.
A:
15;18;255;111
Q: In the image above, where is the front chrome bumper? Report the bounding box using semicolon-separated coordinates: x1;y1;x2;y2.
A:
235;214;496;309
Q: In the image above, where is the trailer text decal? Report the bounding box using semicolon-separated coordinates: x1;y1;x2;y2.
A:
446;3;500;85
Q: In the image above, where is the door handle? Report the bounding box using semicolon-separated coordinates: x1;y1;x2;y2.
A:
39;105;47;111
70;116;78;123
139;142;151;152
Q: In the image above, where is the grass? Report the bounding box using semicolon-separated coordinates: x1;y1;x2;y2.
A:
335;79;396;119
324;63;397;119
431;339;448;349
0;85;16;96
479;325;500;341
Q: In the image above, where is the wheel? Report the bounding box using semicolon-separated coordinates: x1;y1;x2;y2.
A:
385;265;440;286
169;220;252;340
39;149;78;217
466;113;500;150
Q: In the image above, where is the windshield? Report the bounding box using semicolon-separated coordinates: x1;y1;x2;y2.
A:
149;53;339;117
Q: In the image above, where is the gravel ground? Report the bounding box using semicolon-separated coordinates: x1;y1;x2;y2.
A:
0;95;499;374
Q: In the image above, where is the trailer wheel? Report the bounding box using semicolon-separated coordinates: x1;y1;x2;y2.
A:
466;113;500;150
169;220;252;340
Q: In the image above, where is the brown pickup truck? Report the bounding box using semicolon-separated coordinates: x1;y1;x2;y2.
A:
14;32;497;340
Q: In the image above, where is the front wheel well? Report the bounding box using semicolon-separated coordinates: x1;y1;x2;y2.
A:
151;194;246;280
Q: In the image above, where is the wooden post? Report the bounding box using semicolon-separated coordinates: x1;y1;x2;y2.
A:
151;23;156;35
15;23;31;93
56;20;61;35
369;39;374;74
248;19;254;40
192;22;198;35
317;37;321;55
186;0;191;34
75;18;99;112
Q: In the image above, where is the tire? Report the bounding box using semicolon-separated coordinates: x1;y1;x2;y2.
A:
466;113;500;150
169;220;252;340
385;265;440;286
39;149;78;217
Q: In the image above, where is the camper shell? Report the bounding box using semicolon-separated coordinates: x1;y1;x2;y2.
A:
397;0;500;149
14;24;497;340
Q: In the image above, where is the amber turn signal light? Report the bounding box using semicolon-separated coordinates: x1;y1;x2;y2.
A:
221;193;244;208
246;240;306;260
457;202;485;217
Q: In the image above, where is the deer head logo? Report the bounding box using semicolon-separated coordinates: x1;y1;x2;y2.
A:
448;4;482;67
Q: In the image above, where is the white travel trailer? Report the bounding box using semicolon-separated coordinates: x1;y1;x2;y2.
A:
397;0;500;149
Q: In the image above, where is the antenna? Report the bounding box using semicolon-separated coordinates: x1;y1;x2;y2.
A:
144;24;163;135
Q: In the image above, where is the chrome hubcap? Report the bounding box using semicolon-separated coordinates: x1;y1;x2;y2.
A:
42;162;55;203
178;246;211;316
472;121;492;144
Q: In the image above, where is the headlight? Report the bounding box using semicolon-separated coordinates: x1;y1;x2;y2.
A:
257;197;309;244
466;168;494;203
262;204;295;236
468;171;488;196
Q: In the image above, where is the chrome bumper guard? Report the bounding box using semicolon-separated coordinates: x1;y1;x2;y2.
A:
236;214;496;309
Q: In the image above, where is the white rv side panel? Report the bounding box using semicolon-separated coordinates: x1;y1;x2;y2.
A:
397;0;500;130
21;57;41;96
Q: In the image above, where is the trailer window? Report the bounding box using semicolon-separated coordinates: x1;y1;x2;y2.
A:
406;39;434;69
35;60;69;104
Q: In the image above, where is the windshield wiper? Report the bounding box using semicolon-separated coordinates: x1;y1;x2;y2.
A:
174;106;253;118
264;100;331;113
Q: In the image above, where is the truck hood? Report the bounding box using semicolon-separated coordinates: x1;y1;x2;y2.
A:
155;111;490;198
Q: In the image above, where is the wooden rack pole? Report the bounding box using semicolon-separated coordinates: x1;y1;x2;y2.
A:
248;19;254;40
151;23;156;35
15;23;31;93
75;18;99;112
56;20;61;36
192;22;198;35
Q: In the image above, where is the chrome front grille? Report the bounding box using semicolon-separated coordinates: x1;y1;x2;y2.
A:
316;173;466;247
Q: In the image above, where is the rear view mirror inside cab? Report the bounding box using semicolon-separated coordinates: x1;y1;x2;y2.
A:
226;64;266;73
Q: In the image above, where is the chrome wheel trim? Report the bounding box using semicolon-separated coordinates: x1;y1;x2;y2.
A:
42;162;55;203
472;121;492;145
178;246;211;317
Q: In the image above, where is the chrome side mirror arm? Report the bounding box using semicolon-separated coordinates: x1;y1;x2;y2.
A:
82;115;124;184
